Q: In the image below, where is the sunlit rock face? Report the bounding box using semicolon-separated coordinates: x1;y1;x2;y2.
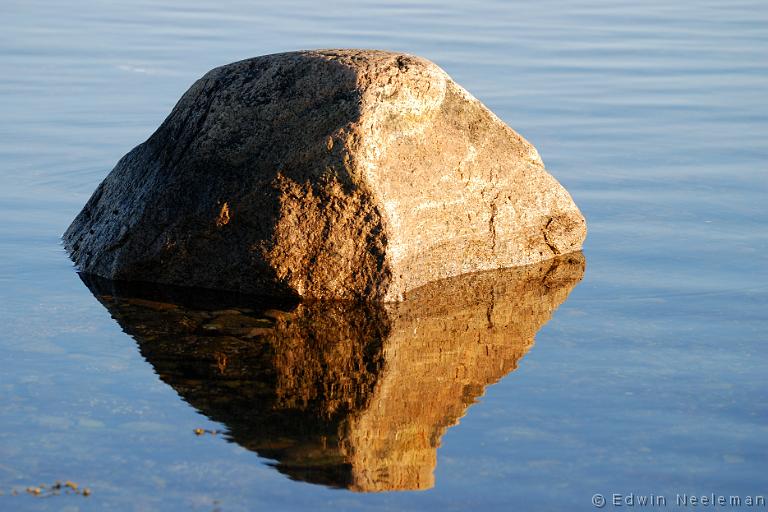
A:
83;253;585;492
65;49;586;302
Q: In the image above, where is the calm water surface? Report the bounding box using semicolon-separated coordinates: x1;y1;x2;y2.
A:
1;1;767;510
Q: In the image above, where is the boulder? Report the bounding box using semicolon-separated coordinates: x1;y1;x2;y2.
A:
64;49;586;301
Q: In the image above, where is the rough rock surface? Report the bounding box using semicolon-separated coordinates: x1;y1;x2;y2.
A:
65;49;586;301
83;253;585;491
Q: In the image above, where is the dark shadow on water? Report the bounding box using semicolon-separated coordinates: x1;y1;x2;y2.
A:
80;253;585;492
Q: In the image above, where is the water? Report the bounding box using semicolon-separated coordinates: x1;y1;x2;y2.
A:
1;0;766;510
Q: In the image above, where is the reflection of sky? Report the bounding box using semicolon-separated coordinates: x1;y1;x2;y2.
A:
0;1;766;510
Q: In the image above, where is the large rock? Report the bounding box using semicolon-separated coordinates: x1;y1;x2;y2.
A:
64;49;586;301
81;253;585;491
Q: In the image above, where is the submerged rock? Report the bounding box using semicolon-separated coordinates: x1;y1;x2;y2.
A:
82;253;585;491
65;49;586;301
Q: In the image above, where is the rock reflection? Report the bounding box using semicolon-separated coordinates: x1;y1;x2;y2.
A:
82;253;584;492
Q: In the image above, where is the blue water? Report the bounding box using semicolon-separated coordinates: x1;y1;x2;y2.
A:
1;1;767;510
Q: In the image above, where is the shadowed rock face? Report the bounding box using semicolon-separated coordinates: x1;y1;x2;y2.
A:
82;253;585;492
65;49;586;301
